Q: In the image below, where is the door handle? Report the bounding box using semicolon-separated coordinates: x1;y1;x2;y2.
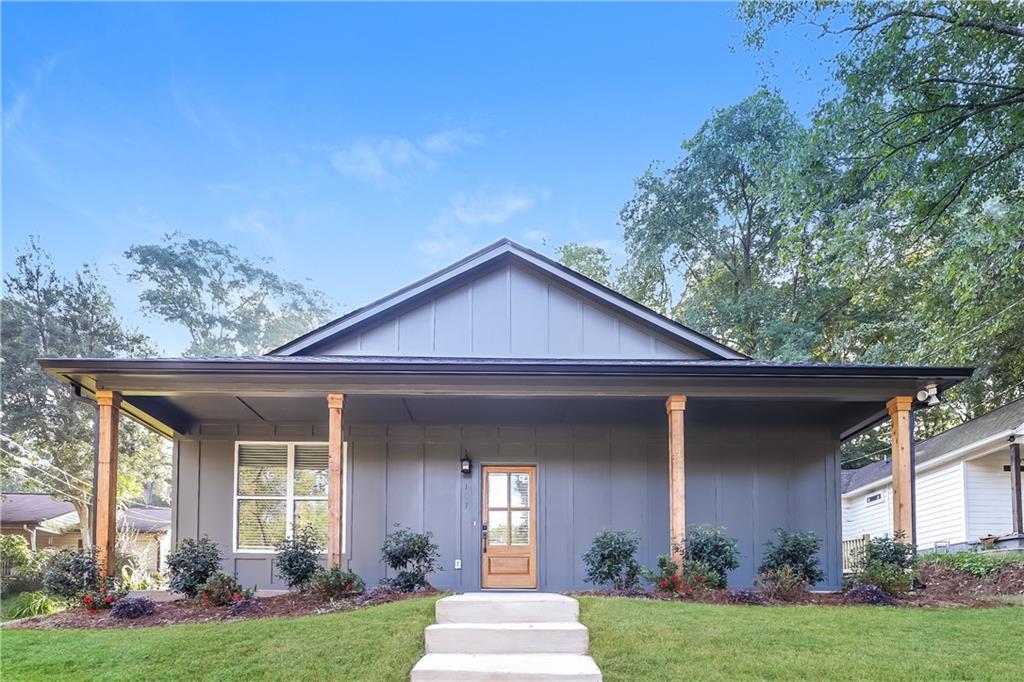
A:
481;523;488;554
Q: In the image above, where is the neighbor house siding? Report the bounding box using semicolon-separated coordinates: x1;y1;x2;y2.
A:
965;452;1022;541
172;414;843;591
915;462;966;548
313;263;709;360
842;486;893;540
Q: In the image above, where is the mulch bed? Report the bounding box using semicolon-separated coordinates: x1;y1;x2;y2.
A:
5;590;439;630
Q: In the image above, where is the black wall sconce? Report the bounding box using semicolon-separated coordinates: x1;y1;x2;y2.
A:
460;451;472;475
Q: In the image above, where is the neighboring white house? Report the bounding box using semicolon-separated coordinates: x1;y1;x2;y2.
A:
842;398;1024;554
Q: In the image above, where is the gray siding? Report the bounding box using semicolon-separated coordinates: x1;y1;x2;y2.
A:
172;413;842;591
314;263;709;359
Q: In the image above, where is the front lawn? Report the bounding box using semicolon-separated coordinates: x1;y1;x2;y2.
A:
580;597;1024;680
2;595;1021;680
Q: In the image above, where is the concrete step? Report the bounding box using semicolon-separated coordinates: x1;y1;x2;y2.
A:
436;593;580;624
425;622;589;654
410;654;602;682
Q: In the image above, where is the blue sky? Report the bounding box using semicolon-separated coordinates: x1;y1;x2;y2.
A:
3;2;839;354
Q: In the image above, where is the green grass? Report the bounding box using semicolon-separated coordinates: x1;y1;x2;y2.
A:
1;596;440;681
2;595;1022;680
580;597;1024;680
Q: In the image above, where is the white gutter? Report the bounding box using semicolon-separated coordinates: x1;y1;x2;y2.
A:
842;427;1018;498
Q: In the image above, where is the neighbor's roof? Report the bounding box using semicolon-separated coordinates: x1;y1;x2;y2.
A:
0;493;74;525
841;397;1024;494
268;238;749;360
0;494;171;533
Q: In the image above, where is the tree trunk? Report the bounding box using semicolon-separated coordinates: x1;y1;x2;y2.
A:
71;498;93;549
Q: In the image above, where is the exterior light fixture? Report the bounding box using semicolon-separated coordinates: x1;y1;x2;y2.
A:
460;451;472;475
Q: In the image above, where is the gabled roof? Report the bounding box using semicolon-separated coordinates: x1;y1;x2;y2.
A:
269;238;748;359
841;397;1024;494
0;493;74;525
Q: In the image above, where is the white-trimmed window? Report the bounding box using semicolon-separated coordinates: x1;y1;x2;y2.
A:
233;442;332;553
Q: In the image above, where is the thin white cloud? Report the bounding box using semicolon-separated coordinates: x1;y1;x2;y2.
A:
449;188;535;226
225;207;271;236
330;127;482;187
3;53;62;135
523;229;550;245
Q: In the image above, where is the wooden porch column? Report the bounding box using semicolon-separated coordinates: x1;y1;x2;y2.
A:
95;390;121;578
666;395;687;568
1010;439;1023;537
327;393;346;568
887;396;915;543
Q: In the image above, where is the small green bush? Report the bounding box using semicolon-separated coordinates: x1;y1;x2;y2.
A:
198;572;253;607
644;554;719;596
381;526;441;592
583;530;642;590
41;549;101;598
80;581;128;612
854;559;914;596
274;525;324;590
310;566;366;599
0;535;35;573
920;550;1024;577
166;536;222;597
861;532;916;570
679;525;739;588
758;565;808;601
758;528;823;585
3;591;65;619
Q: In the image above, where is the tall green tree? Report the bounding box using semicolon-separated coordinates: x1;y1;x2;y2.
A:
741;0;1024;225
1;238;170;545
124;234;335;356
555;243;614;287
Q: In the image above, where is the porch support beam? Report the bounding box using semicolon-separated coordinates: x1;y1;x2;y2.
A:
1010;439;1022;537
887;396;915;543
327;393;346;568
666;395;687;568
95;389;121;578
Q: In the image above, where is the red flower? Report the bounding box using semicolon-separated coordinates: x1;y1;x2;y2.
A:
685;588;693;595
659;579;668;589
84;595;93;604
232;594;242;602
88;609;97;616
104;596;113;604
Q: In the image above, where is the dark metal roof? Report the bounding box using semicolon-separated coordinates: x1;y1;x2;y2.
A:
0;493;75;524
119;506;171;534
841;397;1024;494
38;354;974;380
268;238;749;360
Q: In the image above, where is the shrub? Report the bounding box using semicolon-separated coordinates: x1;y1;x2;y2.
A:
854;559;914;597
758;565;808;601
3;591;65;619
844;583;898;605
41;549;101;598
166;536;222;597
726;589;773;605
582;530;643;590
81;581;128;613
0;535;35;573
381;526;441;592
644;554;719;596
198;572;253;607
356;583;403;606
118;561;162;591
274;525;324;590
110;596;156;619
228;598;262;617
758;528;824;585
679;525;739;588
861;532;916;570
309;566;366;599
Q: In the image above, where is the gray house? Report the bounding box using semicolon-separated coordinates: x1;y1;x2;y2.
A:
40;239;972;591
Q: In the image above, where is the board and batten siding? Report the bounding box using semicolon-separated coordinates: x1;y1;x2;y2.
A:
313;262;708;359
172;415;843;591
965;452;1023;540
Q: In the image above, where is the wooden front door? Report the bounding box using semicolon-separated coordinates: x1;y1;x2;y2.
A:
482;465;537;589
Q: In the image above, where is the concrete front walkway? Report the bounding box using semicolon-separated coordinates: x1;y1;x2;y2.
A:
411;593;602;681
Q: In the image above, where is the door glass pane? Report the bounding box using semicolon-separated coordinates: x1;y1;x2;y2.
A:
510;473;530;508
488;511;509;546
293;500;328;545
510;510;530;545
487;473;508;508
